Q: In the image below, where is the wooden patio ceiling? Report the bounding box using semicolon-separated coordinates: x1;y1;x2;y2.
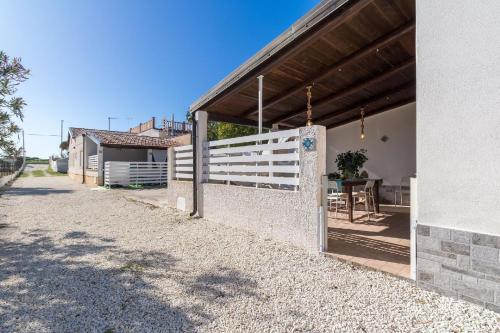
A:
190;0;415;129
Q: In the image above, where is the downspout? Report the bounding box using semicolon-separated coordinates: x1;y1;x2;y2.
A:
190;111;198;217
82;134;86;184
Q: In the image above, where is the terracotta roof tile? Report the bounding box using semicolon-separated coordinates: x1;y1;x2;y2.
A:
68;127;178;149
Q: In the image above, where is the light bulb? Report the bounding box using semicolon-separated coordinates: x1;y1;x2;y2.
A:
361;132;365;140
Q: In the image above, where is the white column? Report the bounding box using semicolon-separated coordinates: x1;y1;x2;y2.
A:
147;149;153;162
257;75;264;135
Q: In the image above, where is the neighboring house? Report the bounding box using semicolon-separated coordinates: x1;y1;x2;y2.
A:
67;127;188;186
165;0;500;312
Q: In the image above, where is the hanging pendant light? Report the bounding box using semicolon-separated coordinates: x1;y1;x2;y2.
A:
360;108;366;140
306;85;313;127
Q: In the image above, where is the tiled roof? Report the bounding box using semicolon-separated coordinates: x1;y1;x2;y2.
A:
68;127;178;149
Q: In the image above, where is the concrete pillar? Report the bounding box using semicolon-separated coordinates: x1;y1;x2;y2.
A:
147;149;153;162
195;111;208;217
298;125;326;251
167;147;175;182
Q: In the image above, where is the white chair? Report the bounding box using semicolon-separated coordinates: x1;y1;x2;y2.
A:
327;181;347;218
394;177;411;206
353;180;376;221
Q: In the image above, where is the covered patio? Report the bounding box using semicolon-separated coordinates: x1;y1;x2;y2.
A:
188;0;415;277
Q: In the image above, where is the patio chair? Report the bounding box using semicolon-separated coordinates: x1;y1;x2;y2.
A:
353;180;376;221
394;176;411;206
327;181;348;218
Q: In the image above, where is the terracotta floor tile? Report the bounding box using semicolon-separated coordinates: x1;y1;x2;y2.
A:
326;207;411;278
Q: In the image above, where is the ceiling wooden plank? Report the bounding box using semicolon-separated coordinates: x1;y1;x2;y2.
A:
241;20;415;118
314;81;415;124
207;112;272;128
270;57;415;124
326;97;415;129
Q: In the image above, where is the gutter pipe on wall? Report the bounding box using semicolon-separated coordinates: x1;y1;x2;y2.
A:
82;133;86;184
190;111;198;217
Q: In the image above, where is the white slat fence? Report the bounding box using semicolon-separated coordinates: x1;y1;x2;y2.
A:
105;161;167;187
88;155;98;170
205;129;300;190
173;144;194;180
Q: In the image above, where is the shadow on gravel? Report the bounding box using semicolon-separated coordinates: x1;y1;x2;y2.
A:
185;268;258;302
1;187;74;196
0;232;198;332
0;229;259;332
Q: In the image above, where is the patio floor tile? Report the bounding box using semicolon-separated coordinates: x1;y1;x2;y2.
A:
326;205;411;279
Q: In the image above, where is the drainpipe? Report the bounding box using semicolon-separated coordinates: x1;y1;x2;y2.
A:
190;111;198;217
82;134;86;184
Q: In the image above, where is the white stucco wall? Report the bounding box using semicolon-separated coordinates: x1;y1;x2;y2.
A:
326;102;416;201
417;1;500;235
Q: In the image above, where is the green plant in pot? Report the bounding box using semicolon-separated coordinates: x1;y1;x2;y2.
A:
335;149;368;179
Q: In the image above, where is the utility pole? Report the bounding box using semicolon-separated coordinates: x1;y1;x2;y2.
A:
22;130;25;163
60;120;64;157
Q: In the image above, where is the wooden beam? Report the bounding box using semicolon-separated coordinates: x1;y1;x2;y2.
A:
207;112;272;128
326;97;416;129
192;0;376;112
270;58;415;124
241;20;415;117
314;81;415;124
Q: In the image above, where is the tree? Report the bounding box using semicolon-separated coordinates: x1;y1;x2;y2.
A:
185;110;258;141
0;51;30;157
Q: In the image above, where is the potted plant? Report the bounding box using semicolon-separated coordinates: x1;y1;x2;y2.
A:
335;149;368;179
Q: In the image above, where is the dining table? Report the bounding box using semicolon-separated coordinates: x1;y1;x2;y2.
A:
333;178;382;223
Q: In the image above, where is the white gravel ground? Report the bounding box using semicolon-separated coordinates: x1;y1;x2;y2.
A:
0;176;499;332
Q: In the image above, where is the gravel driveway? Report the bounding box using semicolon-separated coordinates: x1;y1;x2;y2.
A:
0;176;499;332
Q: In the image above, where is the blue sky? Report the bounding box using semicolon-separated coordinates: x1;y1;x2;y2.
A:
0;0;319;157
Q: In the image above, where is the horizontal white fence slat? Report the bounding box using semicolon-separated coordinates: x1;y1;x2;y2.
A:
208;140;299;155
205;153;299;164
173;144;193;152
175;173;193;179
88;155;98;170
175;166;194;172
175;159;193;165
105;161;167;187
205;129;300;190
206;164;300;173
207;128;299;147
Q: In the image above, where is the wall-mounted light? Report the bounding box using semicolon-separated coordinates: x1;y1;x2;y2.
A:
360;107;366;140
